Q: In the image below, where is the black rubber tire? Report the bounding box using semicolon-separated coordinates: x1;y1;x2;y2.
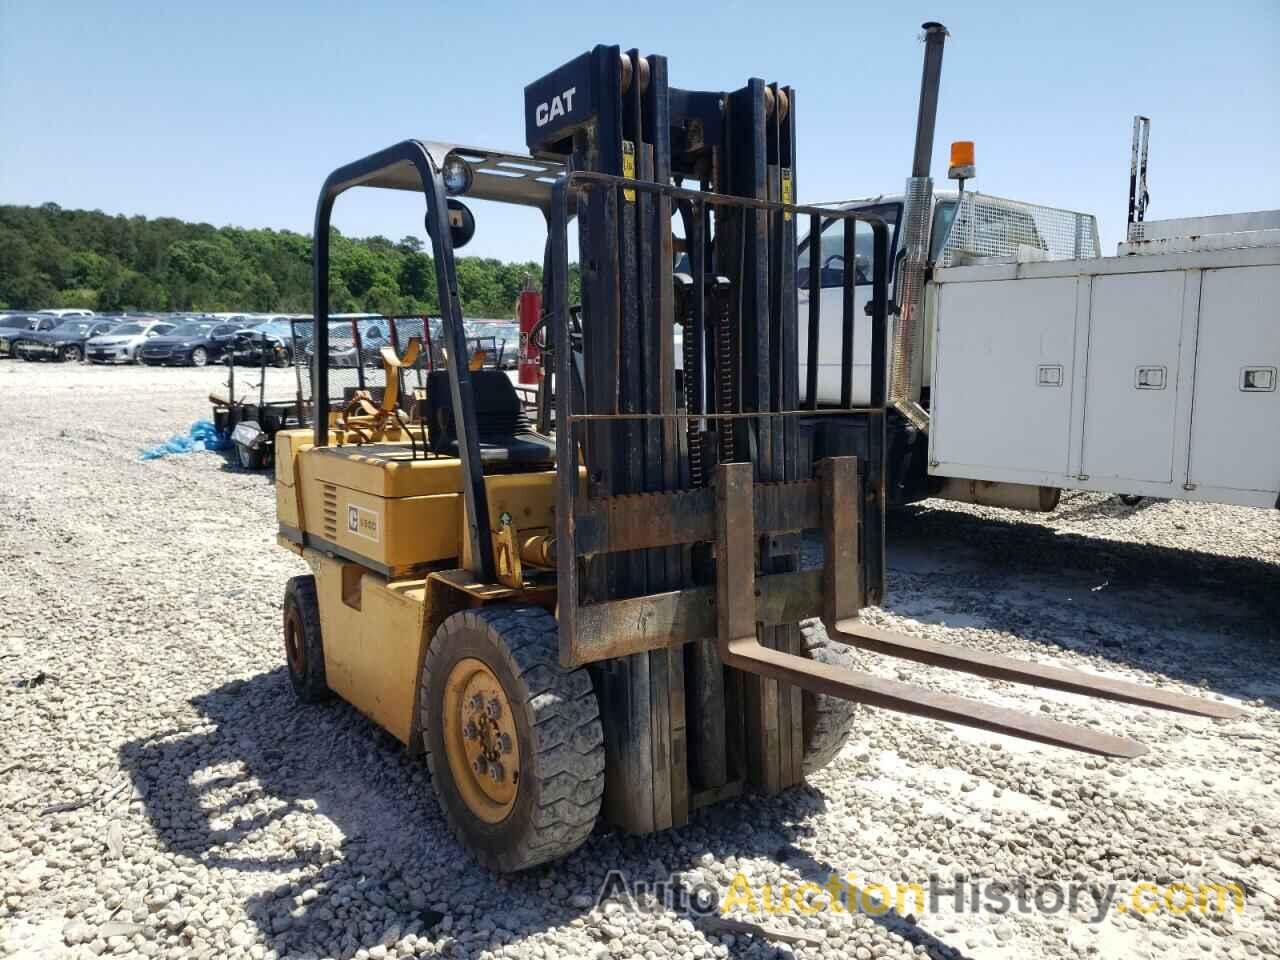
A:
421;606;605;873
61;344;83;363
190;347;208;367
236;440;266;470
799;618;861;776
1119;494;1143;507
283;575;330;703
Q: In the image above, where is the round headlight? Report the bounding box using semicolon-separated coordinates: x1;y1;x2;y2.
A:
442;153;473;195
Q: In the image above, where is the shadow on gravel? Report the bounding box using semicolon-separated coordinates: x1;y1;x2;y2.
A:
212;449;276;479
881;505;1280;707
667;791;964;960
119;669;967;960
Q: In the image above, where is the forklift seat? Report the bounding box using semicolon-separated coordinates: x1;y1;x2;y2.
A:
422;370;555;466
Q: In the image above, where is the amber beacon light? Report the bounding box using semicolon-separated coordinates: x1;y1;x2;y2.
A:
948;140;976;181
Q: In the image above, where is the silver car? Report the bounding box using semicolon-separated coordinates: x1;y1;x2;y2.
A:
85;319;175;364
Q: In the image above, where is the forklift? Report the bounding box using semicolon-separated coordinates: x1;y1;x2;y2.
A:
272;27;1238;872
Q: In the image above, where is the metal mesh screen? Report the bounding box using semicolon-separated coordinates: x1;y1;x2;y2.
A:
942;192;1100;266
292;317;436;412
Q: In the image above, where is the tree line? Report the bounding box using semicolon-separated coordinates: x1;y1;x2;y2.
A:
0;202;556;317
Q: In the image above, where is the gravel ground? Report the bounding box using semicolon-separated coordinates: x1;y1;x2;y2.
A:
1;361;1277;960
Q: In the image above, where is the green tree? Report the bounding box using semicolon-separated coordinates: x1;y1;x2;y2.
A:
0;202;554;317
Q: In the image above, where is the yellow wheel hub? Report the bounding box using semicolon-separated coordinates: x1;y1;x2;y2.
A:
442;658;520;823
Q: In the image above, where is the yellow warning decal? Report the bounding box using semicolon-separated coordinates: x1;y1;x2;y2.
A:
622;140;636;202
781;168;793;221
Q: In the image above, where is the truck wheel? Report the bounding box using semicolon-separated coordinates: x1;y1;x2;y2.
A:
283;576;330;703
421;606;604;872
799;618;861;776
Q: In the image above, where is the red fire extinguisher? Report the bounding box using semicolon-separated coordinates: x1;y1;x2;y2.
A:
517;273;541;385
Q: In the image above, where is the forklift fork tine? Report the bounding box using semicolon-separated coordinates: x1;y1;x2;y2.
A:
716;633;1148;758
715;459;1148;759
830;620;1243;720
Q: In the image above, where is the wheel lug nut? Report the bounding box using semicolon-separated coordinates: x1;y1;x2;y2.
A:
498;733;512;754
488;762;505;783
463;721;478;741
486;698;502;720
472;757;486;775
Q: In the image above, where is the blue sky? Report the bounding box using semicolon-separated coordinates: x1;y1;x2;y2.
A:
2;1;1277;261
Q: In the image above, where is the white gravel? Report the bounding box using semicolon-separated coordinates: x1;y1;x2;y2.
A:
1;360;1277;960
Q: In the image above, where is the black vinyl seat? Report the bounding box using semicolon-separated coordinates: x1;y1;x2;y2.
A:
422;370;555;466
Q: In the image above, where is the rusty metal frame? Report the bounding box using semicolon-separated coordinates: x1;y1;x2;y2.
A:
550;170;891;671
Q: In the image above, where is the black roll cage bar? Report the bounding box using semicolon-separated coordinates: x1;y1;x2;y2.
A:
313;141;566;582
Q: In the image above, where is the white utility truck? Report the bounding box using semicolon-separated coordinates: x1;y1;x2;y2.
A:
805;118;1279;511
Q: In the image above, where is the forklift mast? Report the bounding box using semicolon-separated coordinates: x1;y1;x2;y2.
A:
526;47;892;830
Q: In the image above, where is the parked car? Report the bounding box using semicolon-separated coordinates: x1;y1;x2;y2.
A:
138;320;249;367
15;318;119;362
85;319;174;364
465;320;519;368
37;308;96;319
303;318;389;368
0;314;70;357
229;319;297;367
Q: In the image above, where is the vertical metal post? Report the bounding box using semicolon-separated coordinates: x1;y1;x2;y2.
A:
351;319;366;392
840;222;856;408
425;157;494;581
1127;115;1151;239
911;23;949;179
311;197;334;447
551;181;578;667
805;213;820;409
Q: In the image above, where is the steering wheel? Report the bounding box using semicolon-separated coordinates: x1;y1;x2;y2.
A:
822;254;844;273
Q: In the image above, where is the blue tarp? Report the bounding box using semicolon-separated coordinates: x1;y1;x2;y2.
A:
140;420;232;460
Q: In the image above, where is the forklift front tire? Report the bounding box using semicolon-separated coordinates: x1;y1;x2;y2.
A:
800;618;861;775
283;575;330;703
421;606;605;872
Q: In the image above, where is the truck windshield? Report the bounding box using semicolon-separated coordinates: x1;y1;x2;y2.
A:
797;203;900;290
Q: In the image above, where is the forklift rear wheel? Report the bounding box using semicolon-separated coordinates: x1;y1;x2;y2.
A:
283;575;331;703
421;606;605;872
799;619;861;775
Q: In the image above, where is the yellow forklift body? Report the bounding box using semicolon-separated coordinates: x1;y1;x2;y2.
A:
274;428;565;747
275;429;559;576
310;550;430;744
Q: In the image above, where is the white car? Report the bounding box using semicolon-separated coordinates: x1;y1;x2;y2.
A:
37;308;96;319
85;319;175;364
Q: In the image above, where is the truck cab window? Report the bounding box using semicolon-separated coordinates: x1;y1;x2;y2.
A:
930;199;958;263
798;220;874;290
